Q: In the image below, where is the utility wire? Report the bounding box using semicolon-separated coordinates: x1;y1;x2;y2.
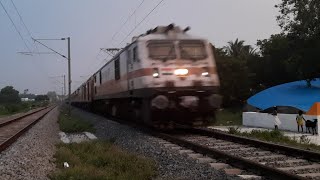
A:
111;0;145;42
10;0;32;37
118;0;164;46
94;0;161;68
10;0;41;54
87;0;164;86
33;38;67;59
94;0;146;70
0;0;32;52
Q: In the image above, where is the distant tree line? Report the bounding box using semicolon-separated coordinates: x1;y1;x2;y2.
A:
0;86;52;114
0;86;20;104
0;86;51;104
214;0;320;107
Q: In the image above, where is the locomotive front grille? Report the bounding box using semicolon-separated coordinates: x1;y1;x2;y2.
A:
165;81;175;87
193;80;202;87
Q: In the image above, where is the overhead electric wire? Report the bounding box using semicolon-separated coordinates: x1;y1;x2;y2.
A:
33;38;67;59
85;0;164;91
0;0;32;52
111;0;145;42
118;0;165;46
91;0;146;73
10;0;41;54
10;0;32;37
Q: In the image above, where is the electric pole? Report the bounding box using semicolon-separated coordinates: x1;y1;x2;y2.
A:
64;75;66;96
31;37;72;116
67;37;71;115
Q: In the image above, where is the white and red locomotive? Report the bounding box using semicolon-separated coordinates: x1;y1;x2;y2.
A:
71;24;221;128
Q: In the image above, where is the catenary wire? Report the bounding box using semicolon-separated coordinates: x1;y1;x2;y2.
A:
0;0;32;52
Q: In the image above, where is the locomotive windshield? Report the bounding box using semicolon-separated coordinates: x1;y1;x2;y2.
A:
179;40;207;60
147;40;176;60
147;40;207;60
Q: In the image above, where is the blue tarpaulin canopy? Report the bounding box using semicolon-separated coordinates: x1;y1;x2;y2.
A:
247;80;320;111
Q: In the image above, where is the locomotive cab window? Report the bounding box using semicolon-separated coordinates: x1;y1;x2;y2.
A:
133;47;138;62
147;40;176;60
114;57;120;80
179;40;207;60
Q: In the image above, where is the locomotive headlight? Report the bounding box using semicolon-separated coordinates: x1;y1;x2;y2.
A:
174;69;188;76
153;72;159;77
202;72;209;76
202;67;210;77
153;68;160;78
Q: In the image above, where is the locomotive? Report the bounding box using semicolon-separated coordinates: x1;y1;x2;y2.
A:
71;24;222;128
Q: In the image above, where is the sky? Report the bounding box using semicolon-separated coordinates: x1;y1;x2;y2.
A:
0;0;281;95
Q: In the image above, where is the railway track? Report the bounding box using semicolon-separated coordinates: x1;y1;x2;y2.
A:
0;106;55;152
73;107;320;179
153;128;320;180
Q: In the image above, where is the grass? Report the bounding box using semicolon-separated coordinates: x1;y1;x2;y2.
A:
228;127;320;152
213;108;242;126
50;140;156;180
58;108;95;133
0;101;48;117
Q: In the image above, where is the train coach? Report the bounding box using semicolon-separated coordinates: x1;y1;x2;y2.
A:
71;24;222;128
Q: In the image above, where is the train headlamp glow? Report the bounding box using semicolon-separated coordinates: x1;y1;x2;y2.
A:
202;67;210;77
153;68;160;78
201;72;209;76
153;72;159;78
174;69;188;76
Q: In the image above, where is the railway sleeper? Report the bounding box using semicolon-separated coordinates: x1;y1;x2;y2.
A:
279;164;320;172
232;151;272;157
263;159;311;168
298;172;320;179
245;155;287;162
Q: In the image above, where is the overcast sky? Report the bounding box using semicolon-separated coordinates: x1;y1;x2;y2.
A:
0;0;281;95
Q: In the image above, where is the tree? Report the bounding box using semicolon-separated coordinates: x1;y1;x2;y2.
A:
213;45;251;107
256;34;294;86
47;91;57;102
224;38;257;60
276;0;320;39
276;0;320;86
0;86;21;104
35;95;49;101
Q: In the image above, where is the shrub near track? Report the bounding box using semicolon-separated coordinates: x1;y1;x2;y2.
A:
0;101;48;117
50;141;156;180
213;108;242;126
58;109;95;133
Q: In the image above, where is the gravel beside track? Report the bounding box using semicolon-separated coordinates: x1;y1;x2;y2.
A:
0;107;59;180
72;107;240;180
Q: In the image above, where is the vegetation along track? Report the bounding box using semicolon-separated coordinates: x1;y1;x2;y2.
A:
154;128;320;180
0;106;55;152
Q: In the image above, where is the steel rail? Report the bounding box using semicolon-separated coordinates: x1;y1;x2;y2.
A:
192;127;320;162
156;132;304;180
0;106;55;152
0;107;49;128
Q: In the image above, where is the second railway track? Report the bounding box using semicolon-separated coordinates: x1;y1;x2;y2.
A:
152;127;320;180
0;106;55;152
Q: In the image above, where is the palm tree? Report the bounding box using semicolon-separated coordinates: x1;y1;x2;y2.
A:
224;38;257;59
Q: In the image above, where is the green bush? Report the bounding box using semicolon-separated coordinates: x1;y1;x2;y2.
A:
214;108;242;126
228;126;240;134
4;104;21;113
58;110;95;133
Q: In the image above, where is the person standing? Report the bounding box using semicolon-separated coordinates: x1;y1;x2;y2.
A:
296;110;305;132
272;106;281;130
